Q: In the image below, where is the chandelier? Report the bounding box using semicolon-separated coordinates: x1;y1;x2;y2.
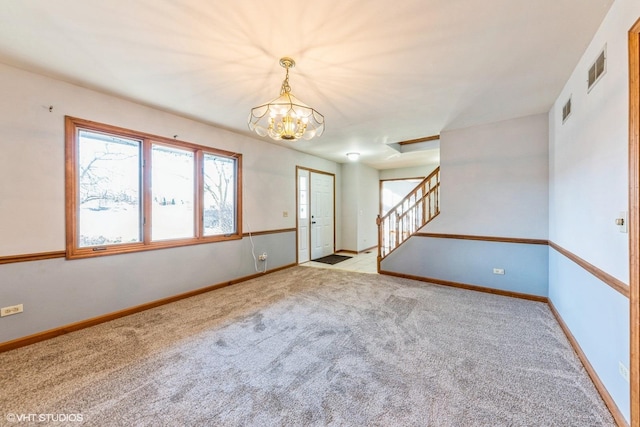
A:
248;57;325;141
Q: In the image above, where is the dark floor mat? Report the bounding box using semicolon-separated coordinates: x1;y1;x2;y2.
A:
312;254;352;265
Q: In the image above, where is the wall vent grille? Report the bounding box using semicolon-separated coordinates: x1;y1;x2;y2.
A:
562;97;572;123
588;47;606;91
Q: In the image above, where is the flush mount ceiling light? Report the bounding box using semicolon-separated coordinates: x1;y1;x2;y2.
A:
248;57;325;141
346;152;360;161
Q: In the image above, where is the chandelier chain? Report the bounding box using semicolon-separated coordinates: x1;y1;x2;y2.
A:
280;67;291;95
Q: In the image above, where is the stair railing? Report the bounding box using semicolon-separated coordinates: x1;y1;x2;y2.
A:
377;167;440;265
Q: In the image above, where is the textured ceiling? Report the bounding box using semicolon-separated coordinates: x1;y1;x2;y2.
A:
0;0;613;169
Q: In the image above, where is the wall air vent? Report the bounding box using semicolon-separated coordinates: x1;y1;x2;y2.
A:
587;47;606;92
562;97;572;123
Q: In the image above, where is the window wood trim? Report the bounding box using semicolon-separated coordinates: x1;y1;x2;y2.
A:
65;116;242;259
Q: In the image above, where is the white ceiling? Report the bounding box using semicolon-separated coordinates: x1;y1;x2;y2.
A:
0;0;613;169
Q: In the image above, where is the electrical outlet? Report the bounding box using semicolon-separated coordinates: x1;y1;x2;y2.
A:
617;211;628;233
259;253;267;261
619;361;630;383
493;268;505;275
1;304;24;317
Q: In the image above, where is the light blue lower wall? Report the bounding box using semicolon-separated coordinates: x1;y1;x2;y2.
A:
0;232;295;344
380;236;549;297
548;247;630;423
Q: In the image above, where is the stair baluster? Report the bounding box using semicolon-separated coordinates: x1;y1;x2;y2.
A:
377;167;440;271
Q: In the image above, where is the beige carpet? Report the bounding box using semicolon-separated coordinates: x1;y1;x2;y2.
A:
0;267;614;426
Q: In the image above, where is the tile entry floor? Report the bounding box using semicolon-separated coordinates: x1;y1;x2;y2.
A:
300;249;378;274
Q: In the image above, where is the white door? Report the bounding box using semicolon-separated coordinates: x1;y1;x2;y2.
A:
310;171;334;259
297;169;310;263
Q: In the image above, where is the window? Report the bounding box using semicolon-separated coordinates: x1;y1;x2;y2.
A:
203;153;237;236
77;129;142;246
151;144;195;241
65;117;242;258
298;175;308;220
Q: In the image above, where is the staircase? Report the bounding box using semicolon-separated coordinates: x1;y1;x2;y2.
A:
377;167;440;269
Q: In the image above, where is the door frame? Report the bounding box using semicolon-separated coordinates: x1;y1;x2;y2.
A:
629;17;640;427
295;166;336;263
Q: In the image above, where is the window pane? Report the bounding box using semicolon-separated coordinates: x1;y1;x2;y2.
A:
78;130;141;247
203;154;236;236
152;145;194;240
299;176;308;219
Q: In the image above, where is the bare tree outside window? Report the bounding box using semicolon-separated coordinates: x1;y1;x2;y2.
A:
78;130;141;247
66;116;242;259
203;154;236;235
151;144;194;241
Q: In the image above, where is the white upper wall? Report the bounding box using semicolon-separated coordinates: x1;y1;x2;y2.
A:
549;0;639;283
356;163;380;251
379;164;439;181
426;114;549;239
341;163;359;251
0;63;341;256
340;162;379;252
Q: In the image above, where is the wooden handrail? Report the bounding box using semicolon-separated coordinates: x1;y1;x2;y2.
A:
377;167;440;269
396;185;439;222
379;166;440;224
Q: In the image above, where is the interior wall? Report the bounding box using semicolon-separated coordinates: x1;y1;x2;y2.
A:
427;114;549;239
340;163;359;251
356;164;379;251
548;0;639;421
381;114;549;297
384;237;549;297
549;2;632;282
0;63;340;343
340;162;379;252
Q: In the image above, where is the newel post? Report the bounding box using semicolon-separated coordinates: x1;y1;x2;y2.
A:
376;214;382;272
